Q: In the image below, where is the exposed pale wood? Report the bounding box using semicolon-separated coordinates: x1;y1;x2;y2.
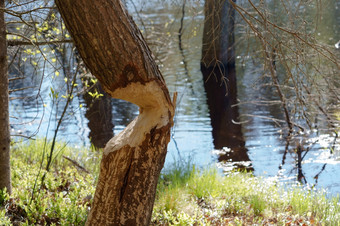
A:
55;0;175;224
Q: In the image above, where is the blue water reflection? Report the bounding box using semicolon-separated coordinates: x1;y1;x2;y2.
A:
8;0;340;196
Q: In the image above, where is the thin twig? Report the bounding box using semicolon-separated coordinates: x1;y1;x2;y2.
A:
8;39;73;46
63;156;89;174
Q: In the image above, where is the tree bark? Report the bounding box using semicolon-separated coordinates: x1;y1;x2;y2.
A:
55;0;175;225
0;0;11;195
202;0;235;67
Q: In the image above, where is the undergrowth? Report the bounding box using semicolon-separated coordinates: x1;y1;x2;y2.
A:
1;139;100;225
0;139;339;225
153;166;340;225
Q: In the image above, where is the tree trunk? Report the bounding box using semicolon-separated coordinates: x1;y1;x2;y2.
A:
0;0;11;195
201;0;251;170
55;0;175;225
82;73;114;149
202;0;235;67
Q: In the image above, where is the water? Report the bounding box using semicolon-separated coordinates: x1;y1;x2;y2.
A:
8;0;340;195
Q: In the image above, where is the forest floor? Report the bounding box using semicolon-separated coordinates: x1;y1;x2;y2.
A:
1;139;339;225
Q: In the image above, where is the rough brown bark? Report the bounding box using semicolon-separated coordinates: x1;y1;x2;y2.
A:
55;0;175;225
202;0;236;67
0;0;11;195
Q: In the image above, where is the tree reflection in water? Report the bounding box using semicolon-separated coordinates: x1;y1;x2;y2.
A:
82;75;114;149
201;0;252;171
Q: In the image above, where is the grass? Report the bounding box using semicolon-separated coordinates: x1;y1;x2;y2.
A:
1;139;340;225
153;166;340;225
2;139;100;225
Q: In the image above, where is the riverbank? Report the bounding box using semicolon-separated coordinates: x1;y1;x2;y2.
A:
1;140;339;225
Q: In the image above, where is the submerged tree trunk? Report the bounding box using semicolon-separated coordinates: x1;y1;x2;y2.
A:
202;0;235;68
201;0;251;169
55;0;175;225
0;0;11;195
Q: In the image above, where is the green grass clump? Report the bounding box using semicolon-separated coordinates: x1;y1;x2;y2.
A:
2;139;101;225
1;139;339;225
152;163;340;225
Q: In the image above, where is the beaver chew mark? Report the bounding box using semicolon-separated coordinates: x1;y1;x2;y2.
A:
120;159;132;202
119;63;146;88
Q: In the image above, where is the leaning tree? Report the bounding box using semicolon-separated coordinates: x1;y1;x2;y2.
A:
55;0;176;225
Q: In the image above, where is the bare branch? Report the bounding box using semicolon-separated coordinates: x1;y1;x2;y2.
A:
7;39;73;46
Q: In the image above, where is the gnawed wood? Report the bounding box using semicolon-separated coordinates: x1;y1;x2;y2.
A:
87;121;172;225
105;81;174;154
55;0;175;225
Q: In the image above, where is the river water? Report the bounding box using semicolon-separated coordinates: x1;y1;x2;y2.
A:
8;0;340;195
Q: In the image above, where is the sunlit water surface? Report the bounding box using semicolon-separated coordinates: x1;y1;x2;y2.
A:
9;0;340;195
